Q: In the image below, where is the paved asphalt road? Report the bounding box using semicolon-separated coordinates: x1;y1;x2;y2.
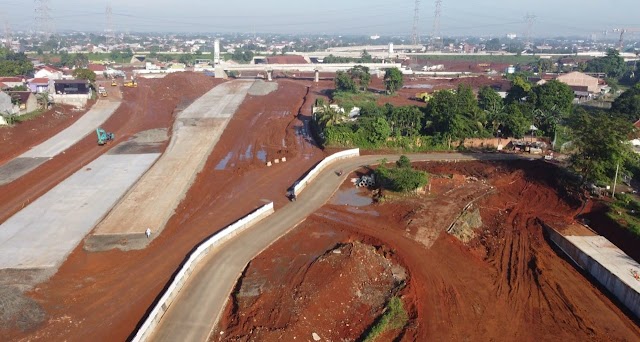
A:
149;152;536;342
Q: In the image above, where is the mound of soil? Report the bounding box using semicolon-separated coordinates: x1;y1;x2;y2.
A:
215;239;407;342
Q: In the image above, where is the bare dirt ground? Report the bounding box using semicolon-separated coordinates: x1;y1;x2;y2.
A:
0;78;325;340
0;101;96;165
215;160;640;341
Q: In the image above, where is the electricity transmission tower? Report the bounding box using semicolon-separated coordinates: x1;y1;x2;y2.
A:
105;4;115;49
3;19;11;50
34;0;54;38
411;0;421;45
524;13;536;49
432;0;442;50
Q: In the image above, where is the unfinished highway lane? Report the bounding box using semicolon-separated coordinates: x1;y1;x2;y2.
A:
149;152;533;342
0;137;162;286
0;99;121;186
86;80;256;252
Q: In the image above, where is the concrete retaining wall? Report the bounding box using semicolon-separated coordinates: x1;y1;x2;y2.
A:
51;94;90;108
292;148;359;196
131;202;275;342
545;226;640;319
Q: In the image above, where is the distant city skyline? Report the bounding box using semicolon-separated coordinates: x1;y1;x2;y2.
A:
1;0;638;38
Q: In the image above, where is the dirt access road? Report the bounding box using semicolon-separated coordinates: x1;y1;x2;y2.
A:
150;153;533;342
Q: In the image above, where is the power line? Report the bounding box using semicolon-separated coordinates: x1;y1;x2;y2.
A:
432;0;442;49
34;0;54;38
411;0;420;45
105;4;115;48
524;12;536;48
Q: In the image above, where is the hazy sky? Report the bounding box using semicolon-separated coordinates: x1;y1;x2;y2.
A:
1;0;638;38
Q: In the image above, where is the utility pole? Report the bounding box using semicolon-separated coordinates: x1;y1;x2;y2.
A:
105;4;115;49
612;162;619;199
34;0;54;39
524;13;536;50
432;0;442;50
411;0;421;46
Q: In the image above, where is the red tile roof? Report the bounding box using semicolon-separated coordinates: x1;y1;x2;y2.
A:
0;77;23;83
88;64;106;72
0;82;7;89
29;78;49;84
266;55;308;64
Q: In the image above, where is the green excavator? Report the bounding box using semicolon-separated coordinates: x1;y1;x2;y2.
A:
96;128;115;145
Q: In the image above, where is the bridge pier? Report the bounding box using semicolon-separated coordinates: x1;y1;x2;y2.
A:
314;69;319;83
267;69;273;81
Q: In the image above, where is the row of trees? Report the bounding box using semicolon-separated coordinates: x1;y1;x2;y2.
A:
0;48;33;76
334;66;403;95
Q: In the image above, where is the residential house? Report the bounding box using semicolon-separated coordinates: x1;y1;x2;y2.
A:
27;78;51;93
52;79;91;107
7;91;38;114
0;77;25;88
53;79;90;95
556;71;601;93
34;66;63;80
130;55;147;66
0;91;14;115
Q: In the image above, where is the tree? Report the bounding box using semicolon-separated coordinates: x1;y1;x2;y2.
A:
387;105;424;137
586;48;628;79
316;104;346;128
529;79;574;114
360;50;373;63
568;109;634;185
347;65;371;91
335;71;357;93
0;48;34;76
72;68;96;83
478;86;503;112
505;76;531;104
384;68;404;94
72;53;89;68
179;54;195;66
611;84;640;122
358;116;391;146
485;38;501;51
396;155;411;168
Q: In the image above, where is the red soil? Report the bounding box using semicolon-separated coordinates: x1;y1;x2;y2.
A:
0;78;325;341
216;160;640;341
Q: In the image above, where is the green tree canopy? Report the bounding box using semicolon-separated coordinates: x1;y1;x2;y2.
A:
72;68;96;83
478;86;503;112
568;108;634;185
335;70;357;93
384;68;404;94
0;48;33;76
611;84;640;122
358;116;391;146
505;75;532;104
386;105;424;137
347;65;371;91
585;49;628;79
374;156;429;193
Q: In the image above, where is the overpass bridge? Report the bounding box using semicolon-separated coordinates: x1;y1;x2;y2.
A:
214;62;403;80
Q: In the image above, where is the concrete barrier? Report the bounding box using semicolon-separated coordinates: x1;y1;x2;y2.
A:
545;225;640;319
131;202;275;342
292;148;359;196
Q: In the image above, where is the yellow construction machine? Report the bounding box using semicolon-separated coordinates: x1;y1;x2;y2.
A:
123;78;137;88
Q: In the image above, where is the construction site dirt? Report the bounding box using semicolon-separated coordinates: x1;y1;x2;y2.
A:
0;77;325;340
215;160;640;341
1;74;639;341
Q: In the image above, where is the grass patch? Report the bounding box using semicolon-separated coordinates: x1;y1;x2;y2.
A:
332;91;377;111
13;109;45;123
607;194;640;237
362;296;408;342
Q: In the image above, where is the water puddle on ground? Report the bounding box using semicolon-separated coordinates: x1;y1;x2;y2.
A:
331;188;374;207
215;152;233;170
257;149;267;162
242;145;252;160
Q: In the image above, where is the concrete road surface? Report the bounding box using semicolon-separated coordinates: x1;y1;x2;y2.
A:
150;153;534;342
0;143;160;270
0;100;121;185
89;81;254;251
